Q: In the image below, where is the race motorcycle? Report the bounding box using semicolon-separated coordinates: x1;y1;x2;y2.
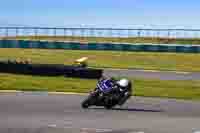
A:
81;78;132;109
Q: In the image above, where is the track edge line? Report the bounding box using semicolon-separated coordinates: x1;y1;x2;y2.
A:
0;90;87;95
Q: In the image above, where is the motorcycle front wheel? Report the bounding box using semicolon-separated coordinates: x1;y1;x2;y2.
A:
81;100;89;108
81;93;97;108
81;96;92;108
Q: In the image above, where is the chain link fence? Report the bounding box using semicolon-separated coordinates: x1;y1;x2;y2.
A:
0;27;200;44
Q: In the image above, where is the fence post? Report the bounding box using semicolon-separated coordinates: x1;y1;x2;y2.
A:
127;29;130;38
34;28;38;40
64;28;66;40
54;28;57;37
15;28;19;37
81;28;84;41
137;29;141;37
5;28;8;37
167;30;171;44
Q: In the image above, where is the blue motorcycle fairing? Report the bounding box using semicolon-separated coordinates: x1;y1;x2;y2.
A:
97;79;114;93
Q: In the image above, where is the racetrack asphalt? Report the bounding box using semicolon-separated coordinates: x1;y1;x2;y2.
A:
0;93;200;133
103;69;200;80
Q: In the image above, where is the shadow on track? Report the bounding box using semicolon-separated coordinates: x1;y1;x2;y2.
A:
88;107;163;112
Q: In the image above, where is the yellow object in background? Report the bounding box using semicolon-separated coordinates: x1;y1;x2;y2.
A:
74;57;88;67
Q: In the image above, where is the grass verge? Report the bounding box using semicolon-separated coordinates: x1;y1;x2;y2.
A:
2;36;200;45
0;73;200;100
0;48;200;72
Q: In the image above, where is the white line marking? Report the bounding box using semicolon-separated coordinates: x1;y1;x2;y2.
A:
128;131;144;133
0;90;87;95
81;128;113;132
107;68;191;74
47;124;57;128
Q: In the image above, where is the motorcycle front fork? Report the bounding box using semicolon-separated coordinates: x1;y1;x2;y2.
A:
118;92;131;106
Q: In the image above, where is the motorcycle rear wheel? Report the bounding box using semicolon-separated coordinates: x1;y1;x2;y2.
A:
104;104;113;109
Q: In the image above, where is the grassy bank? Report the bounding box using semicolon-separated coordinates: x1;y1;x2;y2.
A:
2;36;200;45
0;48;200;72
0;73;200;100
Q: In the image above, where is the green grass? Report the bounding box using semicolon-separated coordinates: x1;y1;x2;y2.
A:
0;48;200;72
2;36;200;45
0;73;200;100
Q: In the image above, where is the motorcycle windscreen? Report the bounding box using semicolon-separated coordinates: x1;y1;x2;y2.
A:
97;79;113;93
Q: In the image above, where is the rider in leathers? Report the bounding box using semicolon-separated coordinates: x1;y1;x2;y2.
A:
99;76;132;106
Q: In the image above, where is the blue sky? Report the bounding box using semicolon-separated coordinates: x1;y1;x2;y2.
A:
0;0;200;28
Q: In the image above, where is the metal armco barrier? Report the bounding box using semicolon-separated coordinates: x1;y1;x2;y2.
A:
0;40;200;53
0;61;103;79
